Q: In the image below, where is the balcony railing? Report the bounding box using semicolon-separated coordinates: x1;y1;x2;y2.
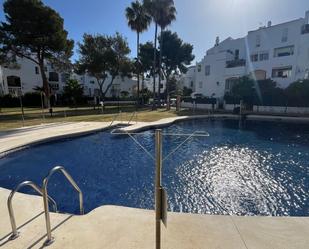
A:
8;87;22;96
301;24;309;35
226;59;246;68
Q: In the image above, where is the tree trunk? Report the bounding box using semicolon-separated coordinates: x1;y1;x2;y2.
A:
152;23;158;110
137;32;140;107
38;60;50;109
103;76;116;98
162;69;170;110
166;75;170;110
142;73;145;105
158;28;163;107
99;84;103;101
96;77;106;102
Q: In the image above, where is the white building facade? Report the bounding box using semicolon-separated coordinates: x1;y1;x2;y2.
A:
189;11;309;99
179;65;196;90
0;57;137;98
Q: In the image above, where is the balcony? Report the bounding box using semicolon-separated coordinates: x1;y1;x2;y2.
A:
301;24;309;34
49;83;59;91
226;59;246;68
8;87;22;96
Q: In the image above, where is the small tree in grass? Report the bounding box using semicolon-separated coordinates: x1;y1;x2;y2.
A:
63;79;84;107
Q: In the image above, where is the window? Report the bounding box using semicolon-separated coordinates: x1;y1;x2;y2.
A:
205;65;210;76
253;70;266;80
49;72;59;82
35;66;39;74
281;28;288;42
301;24;309;34
44;66;48;72
274;45;294;57
259;52;269;61
190;81;193;87
197;64;201;72
89;80;95;84
199;81;203;88
250;54;258;62
225;78;238;92
7;76;21;87
272;66;292;78
254;70;267;80
256;34;261;47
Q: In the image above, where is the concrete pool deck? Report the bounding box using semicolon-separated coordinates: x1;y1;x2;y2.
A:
0;187;308;249
0;117;309;248
0;121;121;156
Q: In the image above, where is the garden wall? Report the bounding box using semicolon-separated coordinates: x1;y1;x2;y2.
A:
181;101;214;110
253;106;309;114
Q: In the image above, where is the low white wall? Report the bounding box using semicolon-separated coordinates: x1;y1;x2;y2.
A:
104;101;136;105
181;101;214;110
224;104;240;111
254;106;309;114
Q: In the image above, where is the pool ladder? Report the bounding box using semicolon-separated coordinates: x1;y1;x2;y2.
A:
7;166;84;246
109;111;138;127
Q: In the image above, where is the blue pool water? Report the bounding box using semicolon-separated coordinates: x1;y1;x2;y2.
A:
0;119;308;216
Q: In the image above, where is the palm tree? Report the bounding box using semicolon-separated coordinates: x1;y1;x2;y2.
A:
144;0;176;109
126;1;152;106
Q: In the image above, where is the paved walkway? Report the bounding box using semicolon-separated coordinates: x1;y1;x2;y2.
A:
0;122;118;155
0;120;309;248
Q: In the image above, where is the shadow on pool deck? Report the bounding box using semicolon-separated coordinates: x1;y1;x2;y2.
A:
0;211;73;249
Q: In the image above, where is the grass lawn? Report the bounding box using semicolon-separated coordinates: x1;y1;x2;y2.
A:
0;105;199;131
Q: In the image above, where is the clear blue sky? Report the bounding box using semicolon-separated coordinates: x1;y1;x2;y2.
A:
1;0;309;64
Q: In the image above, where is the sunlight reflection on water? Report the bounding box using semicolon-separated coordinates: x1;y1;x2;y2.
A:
169;145;307;216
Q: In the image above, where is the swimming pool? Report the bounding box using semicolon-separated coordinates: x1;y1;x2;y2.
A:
0;119;308;216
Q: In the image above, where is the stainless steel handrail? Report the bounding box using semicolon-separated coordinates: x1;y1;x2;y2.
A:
42;166;84;245
7;181;57;240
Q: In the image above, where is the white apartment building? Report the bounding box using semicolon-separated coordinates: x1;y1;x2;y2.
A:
71;73;137;98
0;57;137;99
189;10;309;99
179;65;196;90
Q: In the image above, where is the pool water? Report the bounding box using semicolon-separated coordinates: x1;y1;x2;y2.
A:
0;119;308;216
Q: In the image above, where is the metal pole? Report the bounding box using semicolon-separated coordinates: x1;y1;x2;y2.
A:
155;129;162;249
41;92;45;121
19;95;24;127
239;100;243;129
